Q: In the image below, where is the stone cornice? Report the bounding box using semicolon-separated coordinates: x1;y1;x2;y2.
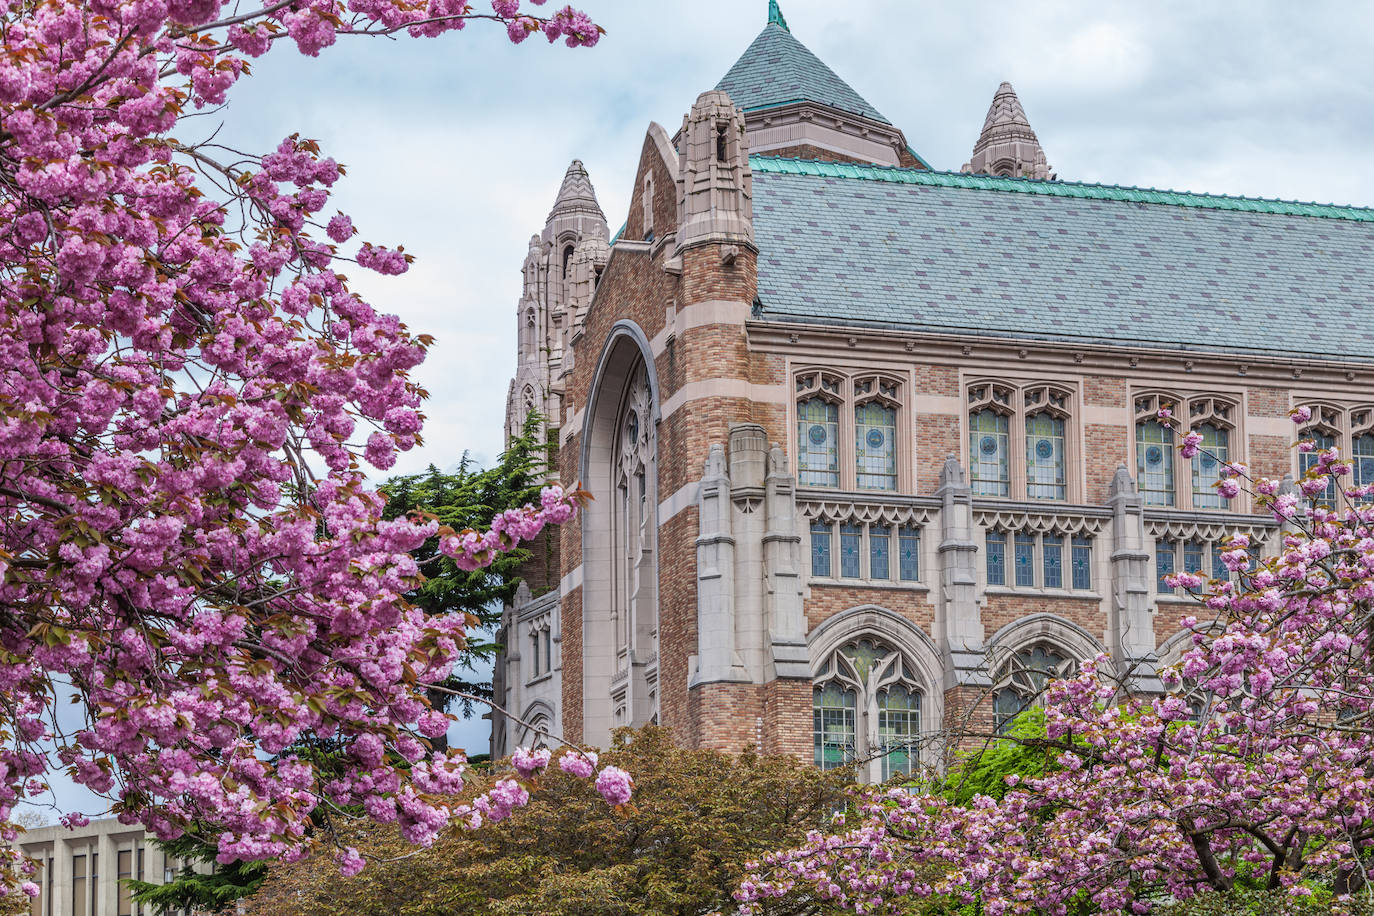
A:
746;320;1373;388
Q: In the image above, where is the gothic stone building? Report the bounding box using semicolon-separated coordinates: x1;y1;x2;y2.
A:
493;3;1374;778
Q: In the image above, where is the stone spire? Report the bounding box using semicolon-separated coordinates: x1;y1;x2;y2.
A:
767;0;788;30
547;158;605;222
962;81;1054;181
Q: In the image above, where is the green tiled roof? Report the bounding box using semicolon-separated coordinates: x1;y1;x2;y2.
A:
751;156;1374;222
716;21;890;125
749;156;1374;360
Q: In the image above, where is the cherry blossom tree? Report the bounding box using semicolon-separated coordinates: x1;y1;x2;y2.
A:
739;410;1374;915
0;0;617;896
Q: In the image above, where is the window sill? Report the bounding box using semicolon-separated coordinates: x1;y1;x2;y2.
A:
808;578;929;594
982;586;1102;601
524;672;556;689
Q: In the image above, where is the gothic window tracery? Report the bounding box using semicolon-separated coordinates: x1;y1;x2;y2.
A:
991;642;1076;733
1299;404;1343;506
1353;408;1374;489
1024;386;1069;501
795;370;904;491
612;363;653;663
968;382;1074;501
1134;393;1238;509
812;636;925;780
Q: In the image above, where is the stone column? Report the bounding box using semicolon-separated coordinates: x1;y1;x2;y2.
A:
691;443;747;685
1107;465;1161;692
728;424;768;680
762;445;809;680
935;456;988;689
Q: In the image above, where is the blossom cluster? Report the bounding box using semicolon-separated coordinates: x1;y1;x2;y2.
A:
0;0;598;886
738;414;1374;914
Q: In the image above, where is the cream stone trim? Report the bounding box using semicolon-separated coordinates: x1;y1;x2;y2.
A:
658;480;699;525
748;321;1372;389
973;504;1109;536
649;299;754;356
1143;513;1276;545
1082;405;1127;426
911;394;961;414
559;564;583;595
660;378;787;420
796;492;937;527
985;614;1109;674
1247;416;1293;437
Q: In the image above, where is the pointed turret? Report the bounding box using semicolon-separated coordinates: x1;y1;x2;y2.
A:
548;158;605;223
962;81;1054;180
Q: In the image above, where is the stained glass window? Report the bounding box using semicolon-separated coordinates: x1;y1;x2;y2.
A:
1014;533;1035;587
1183;540;1205;592
970;409;1010;497
1071;536;1091;590
812;683;856;770
1136;420;1175;506
1211;542;1229;582
986;531;1006;586
810;521;832;578
1042;535;1063;589
1299;428;1338;506
878;685;921;780
1191;423;1230;508
797;397;839;487
1355;434;1374;490
869;526;891;580
839;523;862;579
1156;539;1176;594
898;527;920;581
994;643;1074;733
1026;413;1066;500
856;402;897;491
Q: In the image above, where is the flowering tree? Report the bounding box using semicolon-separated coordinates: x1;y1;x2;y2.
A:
739;410;1374;915
0;0;618;897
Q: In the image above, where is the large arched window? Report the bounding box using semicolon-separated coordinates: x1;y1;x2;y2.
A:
1134;394;1238;509
813;636;925;781
969;408;1010;497
1298;404;1342;507
1025;412;1066;500
795;372;843;488
991;642;1076;733
854;377;898;491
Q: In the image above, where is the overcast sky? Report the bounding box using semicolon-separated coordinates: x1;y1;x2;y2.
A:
39;0;1374;817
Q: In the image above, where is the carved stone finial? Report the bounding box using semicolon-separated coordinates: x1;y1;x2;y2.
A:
1108;464;1137;498
704;441;727;479
961;81;1053;181
547;159;605;223
938;454;967;488
767;443;790;476
767;0;788;30
676;91;753;251
514;580;532;607
1277;473;1300;498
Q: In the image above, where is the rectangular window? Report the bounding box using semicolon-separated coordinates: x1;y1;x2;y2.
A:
797;398;840;487
1042;535;1063;589
118;850;133;916
1014;533;1036;587
1137;420;1176;507
1156;540;1176;594
1211;542;1229;582
810;521;832;578
72;855;86;916
1183;540;1204;592
986;531;1006;586
543;630;552;674
1071;536;1092;591
898;526;920;581
1191;425;1230;509
855;402;898;491
869;526;890;580
970;409;1011;497
839;523;862;579
1025;413;1067;500
813;684;856;770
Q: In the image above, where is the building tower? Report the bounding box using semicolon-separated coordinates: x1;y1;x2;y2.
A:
962;81;1054;180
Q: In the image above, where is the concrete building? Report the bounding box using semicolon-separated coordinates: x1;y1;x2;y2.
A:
15;819;194;916
493;2;1374;776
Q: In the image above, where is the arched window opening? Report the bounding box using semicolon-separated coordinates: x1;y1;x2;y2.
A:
854;376;899;491
642;174;655;243
992;642;1076;733
1298;404;1342;506
1134;394;1177;506
715;121;728;162
1355;431;1374;490
611;362;652;666
795;372;843;488
812;637;926;780
970;409;1010;497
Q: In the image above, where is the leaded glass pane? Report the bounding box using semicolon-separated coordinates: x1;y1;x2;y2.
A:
1071;536;1091;590
1183;540;1204;593
1191;423;1230;508
810;521;832;578
1042;535;1063;589
869;526;891;580
1355;434;1374;490
1014;533;1035;587
1156;539;1176;594
1026;413;1066;500
879;686;921;780
1299;429;1338;506
839;523;862;579
1136;420;1175;506
1211;542;1228;582
797;397;839;487
812;683;856;770
970;409;1010;497
898;526;920;581
986;531;1006;586
993;688;1027;734
842;638;890;682
856;402;897;491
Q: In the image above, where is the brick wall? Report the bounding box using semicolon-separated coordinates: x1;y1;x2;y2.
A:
560;585;583;744
981;593;1109;647
916;413;960;492
1083;375;1127;408
689;681;761;752
1084;423;1129;503
762;679;812;762
804;584;934;633
656;507;699;736
1247;386;1289;418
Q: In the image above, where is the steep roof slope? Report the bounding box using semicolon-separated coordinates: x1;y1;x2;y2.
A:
715;18;890;125
750;157;1374;360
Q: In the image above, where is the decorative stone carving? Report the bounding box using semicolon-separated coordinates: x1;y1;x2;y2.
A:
677;90;754;251
962;81;1053;180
